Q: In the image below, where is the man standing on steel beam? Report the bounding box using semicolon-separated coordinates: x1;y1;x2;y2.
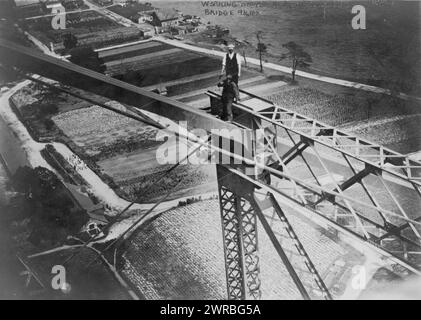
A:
221;43;242;86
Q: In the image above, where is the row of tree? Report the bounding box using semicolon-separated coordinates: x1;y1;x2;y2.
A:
233;31;312;82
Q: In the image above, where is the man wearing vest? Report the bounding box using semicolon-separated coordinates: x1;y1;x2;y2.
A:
221;43;241;86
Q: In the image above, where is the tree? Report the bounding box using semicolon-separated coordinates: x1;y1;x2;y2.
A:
9;166;34;193
62;33;78;51
235;39;250;67
280;41;312;82
256;31;267;72
9;166;89;246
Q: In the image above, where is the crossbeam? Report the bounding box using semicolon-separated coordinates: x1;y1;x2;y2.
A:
207;90;421;186
207;89;421;272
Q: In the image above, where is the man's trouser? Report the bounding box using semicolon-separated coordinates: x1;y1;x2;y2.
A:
222;96;234;121
232;74;239;86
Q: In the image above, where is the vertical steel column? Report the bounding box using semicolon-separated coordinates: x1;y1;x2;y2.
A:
218;185;246;300
217;165;261;300
237;196;261;299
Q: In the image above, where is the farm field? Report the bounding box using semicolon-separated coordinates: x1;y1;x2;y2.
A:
21;10;143;53
266;86;371;126
97;138;218;202
99;42;173;62
340;114;421;154
263;83;421;154
12;80;103;114
128;56;221;87
122;199;365;299
106;48;194;69
113;163;216;203
50;102;216;202
52;104;159;158
10;79;111;142
166;69;258;97
101;41;222;86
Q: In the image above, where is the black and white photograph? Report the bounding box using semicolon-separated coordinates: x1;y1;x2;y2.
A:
0;0;420;304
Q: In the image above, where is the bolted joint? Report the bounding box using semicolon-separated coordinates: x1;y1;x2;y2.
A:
365;163;382;176
321;191;336;203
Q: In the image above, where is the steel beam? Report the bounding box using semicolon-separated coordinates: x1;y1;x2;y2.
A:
209;89;421;186
207;90;421;270
281;141;308;166
217;165;261;300
0;39;244;134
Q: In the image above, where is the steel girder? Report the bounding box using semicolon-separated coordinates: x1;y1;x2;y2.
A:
0;39;243;134
217;165;261;300
206;89;421;272
217;165;332;300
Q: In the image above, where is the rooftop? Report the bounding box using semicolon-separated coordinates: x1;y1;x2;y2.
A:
155;8;179;22
14;0;41;7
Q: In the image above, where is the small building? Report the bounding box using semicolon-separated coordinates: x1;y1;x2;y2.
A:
137;25;154;37
147;8;179;31
46;0;62;9
170;26;183;36
93;0;113;6
195;24;206;32
137;12;153;24
46;0;61;5
173;24;196;35
109;2;155;23
13;0;39;6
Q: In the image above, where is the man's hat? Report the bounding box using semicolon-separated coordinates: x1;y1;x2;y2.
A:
227;44;235;49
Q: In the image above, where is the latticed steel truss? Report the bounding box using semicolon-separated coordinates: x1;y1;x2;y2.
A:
217;165;332;300
207;89;421;274
217;168;261;300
